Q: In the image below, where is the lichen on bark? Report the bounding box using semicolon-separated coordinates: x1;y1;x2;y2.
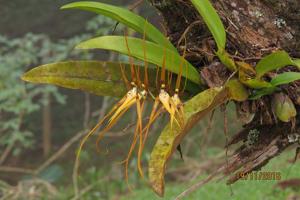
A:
147;0;300;186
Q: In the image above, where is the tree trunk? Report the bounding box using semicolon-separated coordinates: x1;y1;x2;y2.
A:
149;0;300;58
148;0;300;183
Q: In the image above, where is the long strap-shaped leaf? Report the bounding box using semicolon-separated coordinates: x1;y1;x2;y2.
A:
190;0;226;50
21;61;201;97
190;0;236;71
149;87;229;196
76;36;202;85
22;61;128;97
61;1;177;52
256;51;300;78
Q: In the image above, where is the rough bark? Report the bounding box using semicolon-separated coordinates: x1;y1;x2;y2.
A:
149;0;300;59
148;0;300;184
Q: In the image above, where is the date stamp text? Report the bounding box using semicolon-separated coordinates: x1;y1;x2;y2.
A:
238;171;281;181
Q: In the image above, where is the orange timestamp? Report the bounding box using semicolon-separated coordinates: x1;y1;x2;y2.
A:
238;171;281;181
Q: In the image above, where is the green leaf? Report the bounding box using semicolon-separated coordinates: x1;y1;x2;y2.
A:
294;59;300;69
249;87;277;100
190;0;236;71
190;0;226;50
61;1;176;52
247;71;300;99
256;51;299;78
76;36;201;84
149;87;228;196
242;79;273;89
22;61;201;97
271;72;300;86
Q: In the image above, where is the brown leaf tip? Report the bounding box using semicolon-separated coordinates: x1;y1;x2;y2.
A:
151;182;164;197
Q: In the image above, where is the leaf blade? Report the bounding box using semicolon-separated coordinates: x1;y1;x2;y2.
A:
76;36;201;84
292;59;300;69
225;79;249;101
248;87;277;100
271;72;300;86
149;87;228;196
190;0;226;50
22;61;201;97
242;79;273;89
256;51;296;78
61;1;176;52
22;61;127;97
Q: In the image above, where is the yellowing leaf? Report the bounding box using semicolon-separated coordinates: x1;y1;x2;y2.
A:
22;61;201;97
148;87;228;196
216;50;237;71
237;61;256;79
237;61;267;89
22;61;128;97
226;79;249;101
242;79;273;89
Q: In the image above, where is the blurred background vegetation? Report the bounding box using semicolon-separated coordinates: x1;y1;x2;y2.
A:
0;0;299;199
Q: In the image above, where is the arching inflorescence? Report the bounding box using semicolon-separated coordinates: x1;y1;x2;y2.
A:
76;31;188;186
